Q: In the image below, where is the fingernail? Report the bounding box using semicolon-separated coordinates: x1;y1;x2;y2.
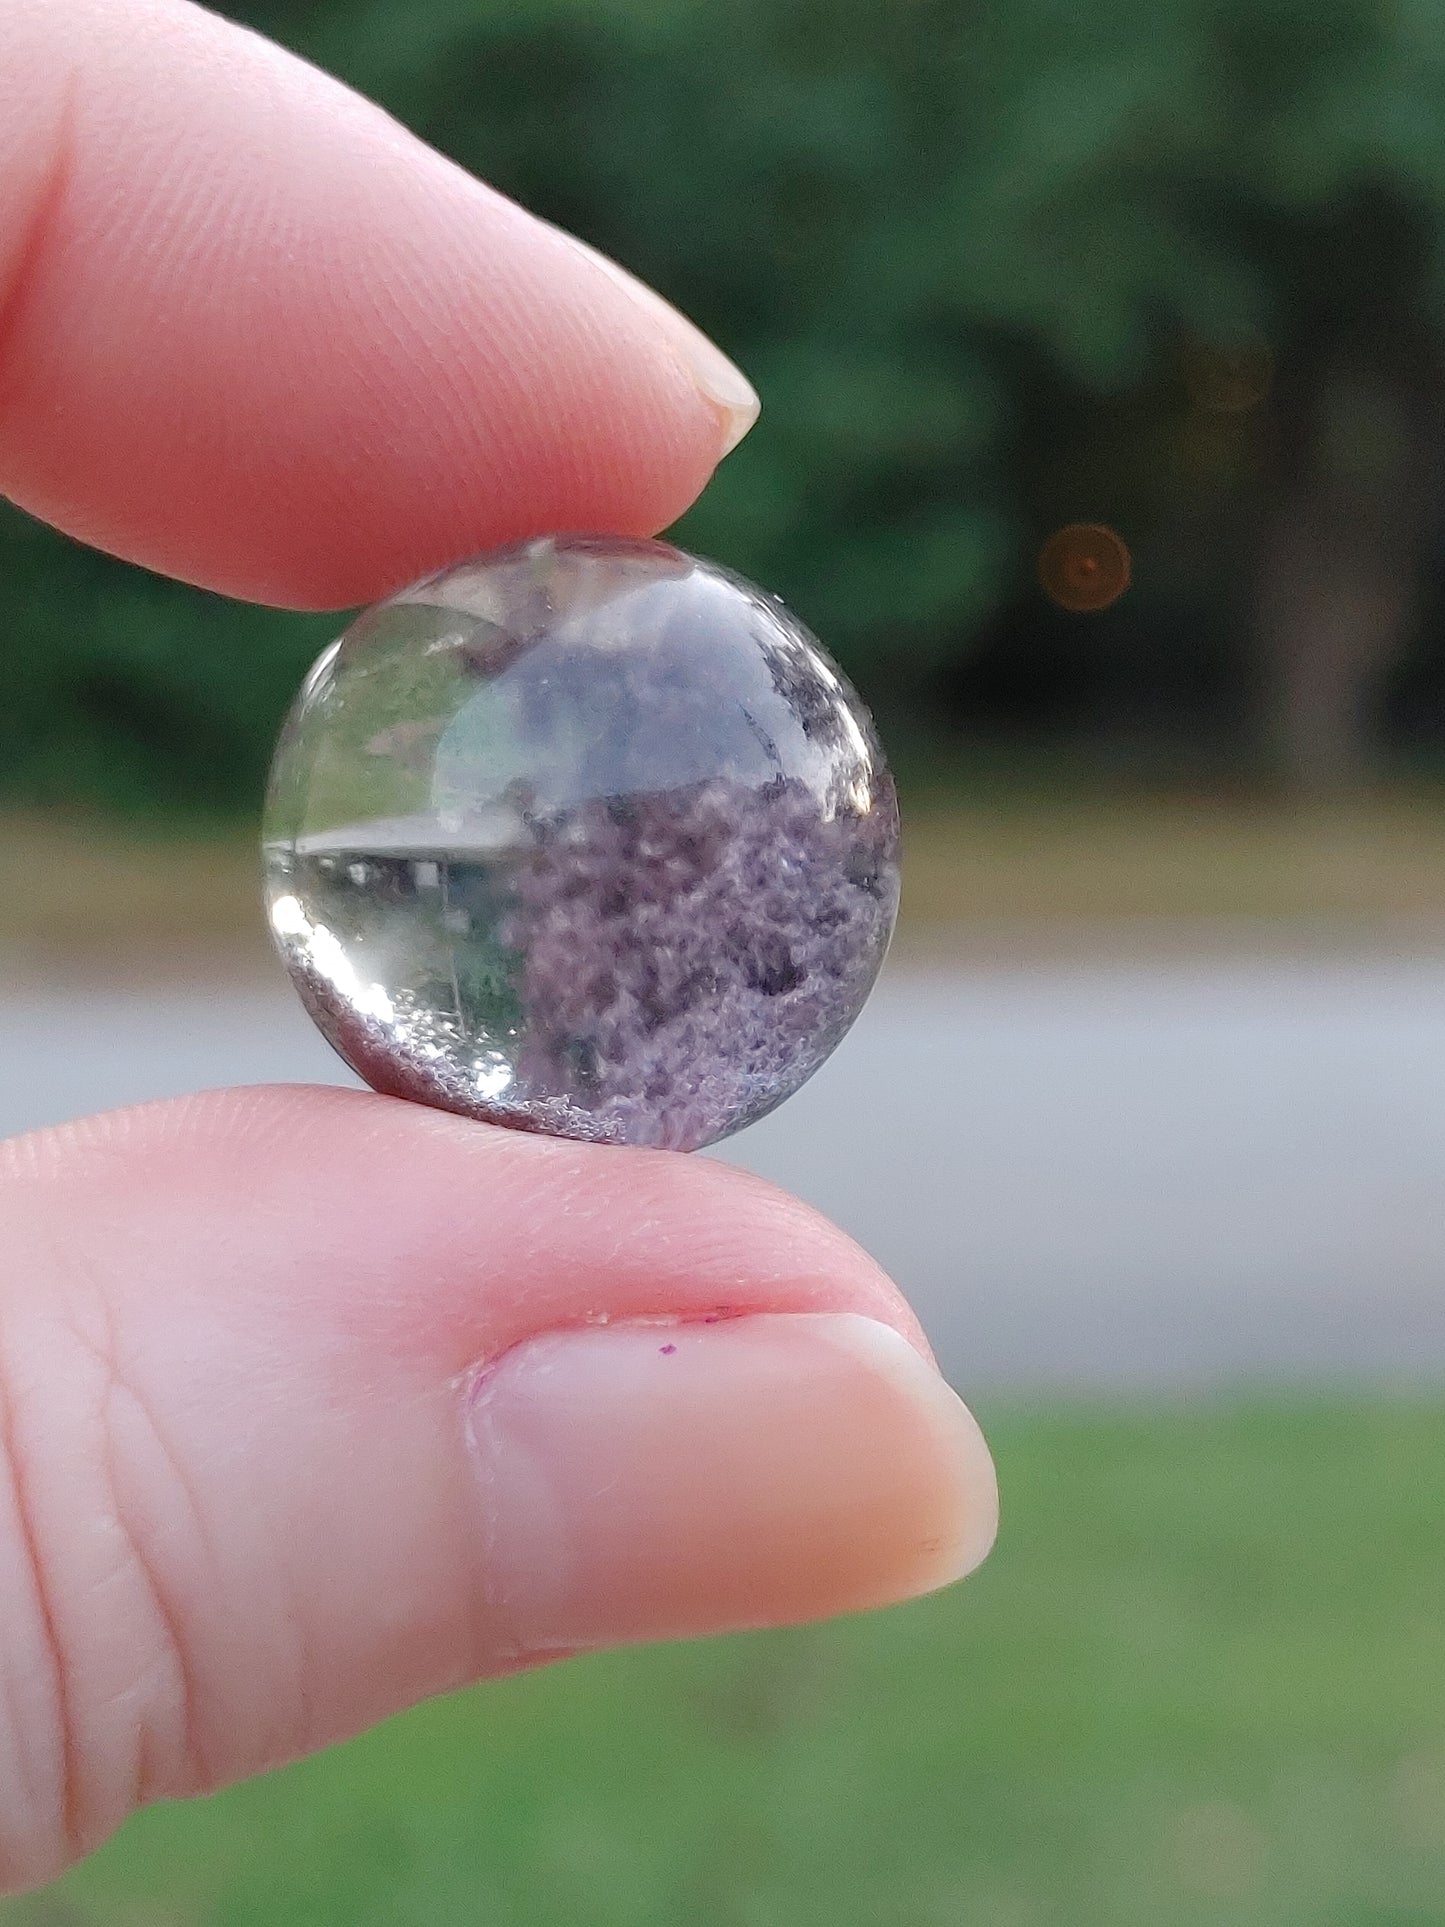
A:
470;1312;997;1657
555;232;760;457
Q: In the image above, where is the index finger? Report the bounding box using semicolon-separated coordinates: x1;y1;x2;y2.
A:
0;0;757;608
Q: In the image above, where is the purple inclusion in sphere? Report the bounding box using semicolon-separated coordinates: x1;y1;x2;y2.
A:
263;534;899;1151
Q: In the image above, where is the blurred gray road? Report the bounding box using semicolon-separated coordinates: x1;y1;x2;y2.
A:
4;950;1444;1391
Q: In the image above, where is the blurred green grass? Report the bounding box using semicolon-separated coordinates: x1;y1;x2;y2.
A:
12;1400;1445;1927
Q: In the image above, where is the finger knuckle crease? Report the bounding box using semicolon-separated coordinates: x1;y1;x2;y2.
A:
0;1263;208;1887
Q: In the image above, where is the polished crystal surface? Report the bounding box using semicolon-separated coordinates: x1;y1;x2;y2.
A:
263;534;899;1150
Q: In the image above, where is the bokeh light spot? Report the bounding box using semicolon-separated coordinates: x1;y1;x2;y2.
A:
1038;523;1132;612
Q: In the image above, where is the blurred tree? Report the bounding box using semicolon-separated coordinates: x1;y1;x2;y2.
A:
7;0;1445;809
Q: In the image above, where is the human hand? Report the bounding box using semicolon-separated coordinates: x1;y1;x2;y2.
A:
0;0;997;1892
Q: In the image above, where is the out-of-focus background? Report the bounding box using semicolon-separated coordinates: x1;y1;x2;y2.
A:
7;0;1445;1919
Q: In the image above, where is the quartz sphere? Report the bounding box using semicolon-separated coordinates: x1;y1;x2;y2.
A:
263;534;899;1151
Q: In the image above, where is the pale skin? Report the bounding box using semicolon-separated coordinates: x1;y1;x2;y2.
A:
0;0;999;1894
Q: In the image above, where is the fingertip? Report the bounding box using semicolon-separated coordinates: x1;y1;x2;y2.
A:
9;1083;935;1365
0;0;754;605
473;1312;996;1655
0;1090;990;1879
551;230;760;460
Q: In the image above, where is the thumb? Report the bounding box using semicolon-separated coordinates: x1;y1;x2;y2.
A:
0;1086;995;1892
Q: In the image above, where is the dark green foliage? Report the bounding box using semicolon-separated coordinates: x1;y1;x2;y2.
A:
7;0;1445;811
0;502;336;817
